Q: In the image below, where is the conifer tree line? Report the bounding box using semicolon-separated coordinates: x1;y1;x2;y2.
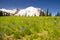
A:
0;11;10;16
0;9;60;16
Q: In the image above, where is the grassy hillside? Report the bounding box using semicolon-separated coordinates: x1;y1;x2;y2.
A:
0;16;60;40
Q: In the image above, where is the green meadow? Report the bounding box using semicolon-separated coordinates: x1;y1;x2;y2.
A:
0;16;60;40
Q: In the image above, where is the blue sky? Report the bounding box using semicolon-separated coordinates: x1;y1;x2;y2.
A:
0;0;60;15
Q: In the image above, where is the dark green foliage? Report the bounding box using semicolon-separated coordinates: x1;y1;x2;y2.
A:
49;13;52;16
0;11;3;16
45;9;49;16
40;11;45;16
55;12;60;16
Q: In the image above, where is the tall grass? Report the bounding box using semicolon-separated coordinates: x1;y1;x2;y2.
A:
0;16;60;40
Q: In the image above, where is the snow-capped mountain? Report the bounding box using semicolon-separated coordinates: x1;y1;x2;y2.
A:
0;6;44;16
0;8;18;14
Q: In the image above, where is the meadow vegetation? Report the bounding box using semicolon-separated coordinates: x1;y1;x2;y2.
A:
0;16;60;40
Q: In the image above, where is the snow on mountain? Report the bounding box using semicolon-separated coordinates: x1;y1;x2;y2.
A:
0;6;44;16
15;6;44;16
0;8;18;14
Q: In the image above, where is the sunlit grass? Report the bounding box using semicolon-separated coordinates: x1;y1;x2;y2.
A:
0;16;60;40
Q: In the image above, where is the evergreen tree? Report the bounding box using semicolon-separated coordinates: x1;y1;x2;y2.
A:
49;13;52;16
45;9;49;16
39;11;45;16
55;12;60;16
0;11;3;16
